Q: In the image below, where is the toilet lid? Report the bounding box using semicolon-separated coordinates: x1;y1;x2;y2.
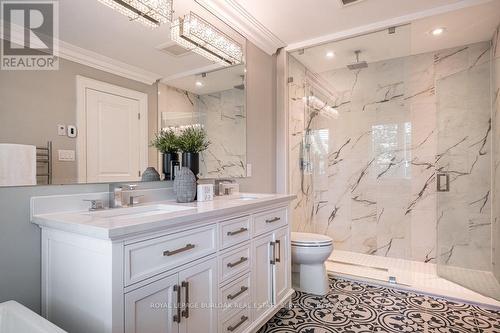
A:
291;232;333;246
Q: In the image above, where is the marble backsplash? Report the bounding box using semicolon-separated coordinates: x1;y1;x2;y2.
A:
289;40;494;269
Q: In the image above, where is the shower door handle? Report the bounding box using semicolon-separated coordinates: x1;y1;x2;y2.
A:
436;173;450;192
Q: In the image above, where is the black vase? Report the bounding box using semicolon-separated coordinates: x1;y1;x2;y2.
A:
163;152;179;180
182;152;199;178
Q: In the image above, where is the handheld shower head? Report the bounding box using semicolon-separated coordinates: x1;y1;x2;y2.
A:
347;50;368;70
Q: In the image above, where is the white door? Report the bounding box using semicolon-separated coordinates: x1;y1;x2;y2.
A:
273;227;290;305
178;258;217;333
124;273;179;333
252;233;274;320
77;76;147;183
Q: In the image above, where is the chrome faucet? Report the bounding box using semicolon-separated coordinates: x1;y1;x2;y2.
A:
109;184;139;208
83;199;105;211
214;179;238;196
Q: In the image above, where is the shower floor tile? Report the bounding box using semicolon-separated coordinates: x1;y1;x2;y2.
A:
258;277;500;333
327;250;500;307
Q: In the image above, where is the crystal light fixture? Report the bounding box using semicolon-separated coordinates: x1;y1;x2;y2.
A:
170;12;243;66
96;0;173;28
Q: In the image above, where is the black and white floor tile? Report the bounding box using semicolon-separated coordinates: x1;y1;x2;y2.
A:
258;277;500;333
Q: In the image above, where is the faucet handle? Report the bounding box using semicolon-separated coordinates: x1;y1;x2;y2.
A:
83;199;105;211
124;184;138;191
129;195;144;206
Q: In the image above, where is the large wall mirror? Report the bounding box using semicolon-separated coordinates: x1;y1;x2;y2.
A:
0;0;247;187
160;64;246;178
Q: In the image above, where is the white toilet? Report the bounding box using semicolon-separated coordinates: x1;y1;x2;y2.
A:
291;232;333;296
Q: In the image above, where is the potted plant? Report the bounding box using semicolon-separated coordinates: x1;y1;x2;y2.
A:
151;129;180;180
177;125;210;177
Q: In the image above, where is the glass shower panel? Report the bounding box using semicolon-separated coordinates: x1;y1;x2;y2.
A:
436;58;500;300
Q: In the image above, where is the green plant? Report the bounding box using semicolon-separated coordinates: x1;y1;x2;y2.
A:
178;125;210;153
151;129;179;153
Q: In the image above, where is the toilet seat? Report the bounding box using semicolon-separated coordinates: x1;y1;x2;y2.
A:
291;232;333;247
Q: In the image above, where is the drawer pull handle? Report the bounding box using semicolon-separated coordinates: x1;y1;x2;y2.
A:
181;281;189;318
163;244;195;256
227;227;248;236
228;315;249;332
227;286;248;300
265;217;280;223
173;284;181;323
275;239;281;263
227;257;248;268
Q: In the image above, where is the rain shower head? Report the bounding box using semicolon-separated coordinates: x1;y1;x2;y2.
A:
347;50;368;70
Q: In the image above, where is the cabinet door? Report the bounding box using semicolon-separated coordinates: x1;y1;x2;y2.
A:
273;227;290;305
125;273;179;333
178;258;218;333
252;233;274;320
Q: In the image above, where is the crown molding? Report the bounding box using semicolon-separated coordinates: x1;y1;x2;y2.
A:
195;0;286;55
58;41;161;85
1;20;161;85
286;0;495;51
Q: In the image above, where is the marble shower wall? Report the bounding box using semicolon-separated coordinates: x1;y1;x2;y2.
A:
289;41;493;267
159;84;246;178
492;25;500;281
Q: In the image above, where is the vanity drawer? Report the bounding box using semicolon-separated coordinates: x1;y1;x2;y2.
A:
220;217;251;250
253;207;287;236
124;225;216;286
220;306;251;333
219;244;251;282
219;273;251;319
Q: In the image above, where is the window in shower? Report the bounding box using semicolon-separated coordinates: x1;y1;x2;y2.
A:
372;122;412;179
310;128;329;176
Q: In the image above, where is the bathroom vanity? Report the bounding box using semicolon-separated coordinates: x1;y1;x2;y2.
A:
31;193;295;333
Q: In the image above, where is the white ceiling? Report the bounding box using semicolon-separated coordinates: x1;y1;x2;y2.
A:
39;0;500;84
57;0;240;80
233;0;482;45
291;1;500;73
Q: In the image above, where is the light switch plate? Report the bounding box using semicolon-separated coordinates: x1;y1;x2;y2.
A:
58;150;75;161
67;125;77;138
57;124;66;136
246;163;252;177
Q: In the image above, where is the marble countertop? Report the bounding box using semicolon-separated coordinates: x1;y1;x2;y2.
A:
31;193;295;240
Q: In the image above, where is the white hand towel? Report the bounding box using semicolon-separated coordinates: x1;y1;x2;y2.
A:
0;144;37;186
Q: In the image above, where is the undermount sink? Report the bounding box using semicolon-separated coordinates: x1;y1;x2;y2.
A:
86;204;195;219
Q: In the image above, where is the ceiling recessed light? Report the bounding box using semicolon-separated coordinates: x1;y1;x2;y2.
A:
326;51;335;58
195;81;204;87
431;27;446;36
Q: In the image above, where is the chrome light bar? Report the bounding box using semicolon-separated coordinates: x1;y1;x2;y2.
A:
171;12;243;66
97;0;173;28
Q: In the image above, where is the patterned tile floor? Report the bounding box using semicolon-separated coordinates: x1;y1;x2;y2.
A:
258;277;500;333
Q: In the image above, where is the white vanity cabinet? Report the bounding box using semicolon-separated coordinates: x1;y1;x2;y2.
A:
124;258;217;333
252;226;290;321
34;195;294;333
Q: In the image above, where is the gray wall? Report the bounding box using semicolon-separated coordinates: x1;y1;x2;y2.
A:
238;42;277;193
0;41;278;314
0;184;108;313
0;57;159;185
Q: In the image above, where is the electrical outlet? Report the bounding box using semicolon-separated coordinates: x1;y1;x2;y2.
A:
57;124;66;136
246;163;252;177
58;150;75;161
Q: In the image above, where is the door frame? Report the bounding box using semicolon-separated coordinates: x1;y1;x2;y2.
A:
76;76;148;183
